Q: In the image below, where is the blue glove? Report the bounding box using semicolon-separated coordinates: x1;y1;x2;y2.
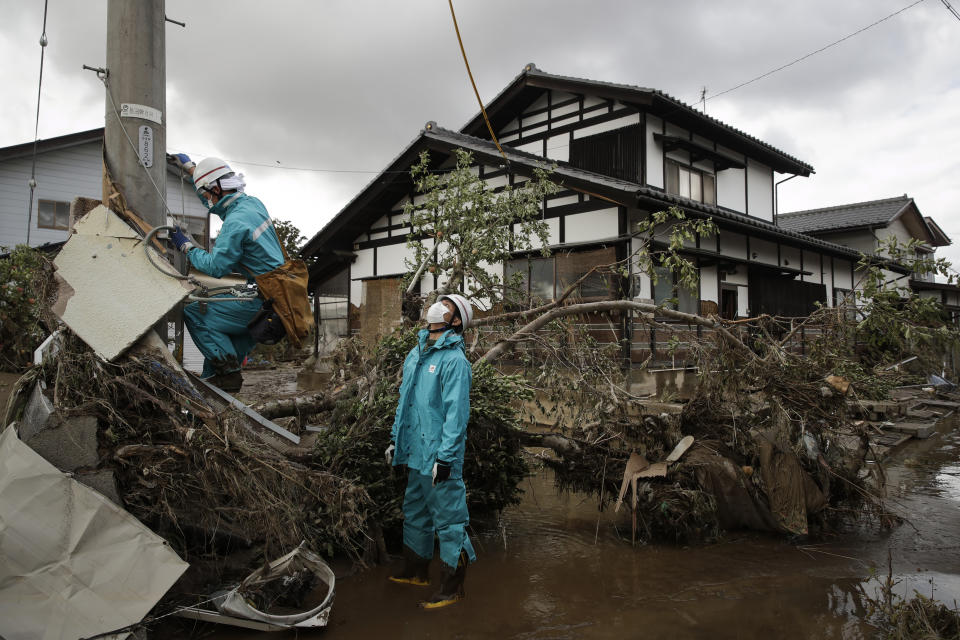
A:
171;226;195;253
173;153;195;171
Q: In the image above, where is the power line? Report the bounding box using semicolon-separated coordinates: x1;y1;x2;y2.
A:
447;0;509;163
213;158;408;175
940;0;960;21
705;0;928;103
26;0;50;246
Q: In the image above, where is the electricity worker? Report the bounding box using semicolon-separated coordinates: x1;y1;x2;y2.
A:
168;154;285;392
385;293;477;609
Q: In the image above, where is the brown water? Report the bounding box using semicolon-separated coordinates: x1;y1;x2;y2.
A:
200;417;960;639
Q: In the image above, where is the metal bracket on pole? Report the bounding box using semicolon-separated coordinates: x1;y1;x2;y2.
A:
82;64;108;80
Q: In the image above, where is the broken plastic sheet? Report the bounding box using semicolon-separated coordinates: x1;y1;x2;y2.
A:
0;426;188;640
51;205;192;361
217;543;336;628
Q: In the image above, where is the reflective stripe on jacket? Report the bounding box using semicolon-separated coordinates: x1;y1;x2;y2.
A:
391;329;471;478
187;193;285;279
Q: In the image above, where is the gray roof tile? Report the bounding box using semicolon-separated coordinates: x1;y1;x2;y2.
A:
778;196;912;233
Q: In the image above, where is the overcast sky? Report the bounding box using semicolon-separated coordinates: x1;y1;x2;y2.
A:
2;1;958;266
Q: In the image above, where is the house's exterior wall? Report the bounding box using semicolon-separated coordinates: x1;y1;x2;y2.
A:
815;230;876;255
0;140;208;249
645;115;664;188
490;88;787;219
781;245;802;271
0;142;102;248
700;264;719;304
746;160;773;221
715;145;746;213
885;219;916;249
718;230;747;260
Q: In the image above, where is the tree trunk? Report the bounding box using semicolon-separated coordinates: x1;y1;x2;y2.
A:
477;299;760;365
253;393;335;419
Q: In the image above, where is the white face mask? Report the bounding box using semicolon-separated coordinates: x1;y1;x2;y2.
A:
425;301;448;324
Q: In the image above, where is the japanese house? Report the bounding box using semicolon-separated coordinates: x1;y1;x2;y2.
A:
302;64;948;365
779;195;960;318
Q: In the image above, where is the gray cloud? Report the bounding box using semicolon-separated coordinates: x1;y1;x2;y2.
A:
2;0;958;266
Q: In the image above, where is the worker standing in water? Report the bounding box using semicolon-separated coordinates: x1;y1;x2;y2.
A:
168;154;284;392
385;293;477;609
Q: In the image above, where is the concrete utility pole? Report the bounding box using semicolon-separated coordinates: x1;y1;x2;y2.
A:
105;0;166;229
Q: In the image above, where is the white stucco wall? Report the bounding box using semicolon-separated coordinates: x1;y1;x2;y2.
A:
377;242;412;276
564;207;619;242
802;250;822;282
700;264;719;303
750;238;778;265
572;113;641;140
645;115;664;189
746;160;773;220
718;230;747;260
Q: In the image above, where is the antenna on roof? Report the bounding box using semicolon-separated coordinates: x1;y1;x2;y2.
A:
700;86;707;113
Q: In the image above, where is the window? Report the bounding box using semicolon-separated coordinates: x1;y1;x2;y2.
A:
569;125;642;182
834;287;857;320
665;160;716;205
652;265;699;315
317;297;349;338
37;200;70;230
507;247;618;306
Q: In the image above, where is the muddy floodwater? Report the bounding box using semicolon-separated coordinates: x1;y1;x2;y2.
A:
203;417;960;639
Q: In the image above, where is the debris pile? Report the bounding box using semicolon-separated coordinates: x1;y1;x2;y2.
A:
522;308;960;543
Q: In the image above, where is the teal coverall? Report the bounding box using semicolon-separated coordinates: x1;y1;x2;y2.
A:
391;329;477;570
183;193;284;377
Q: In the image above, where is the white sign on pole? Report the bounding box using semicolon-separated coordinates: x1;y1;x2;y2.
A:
139;125;154;168
120;102;163;125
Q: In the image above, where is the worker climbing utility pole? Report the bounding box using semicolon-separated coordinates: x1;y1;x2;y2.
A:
104;0;166;229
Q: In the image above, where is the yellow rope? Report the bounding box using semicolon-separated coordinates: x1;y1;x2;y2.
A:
447;0;508;162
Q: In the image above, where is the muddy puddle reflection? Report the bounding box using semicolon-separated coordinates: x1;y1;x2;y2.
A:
204;417;960;639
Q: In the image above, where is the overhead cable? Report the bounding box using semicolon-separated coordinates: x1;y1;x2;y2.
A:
26;0;50;246
940;0;960;21
705;0;928;103
447;0;509;163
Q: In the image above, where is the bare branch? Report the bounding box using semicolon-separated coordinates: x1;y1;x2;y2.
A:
477;299;762;365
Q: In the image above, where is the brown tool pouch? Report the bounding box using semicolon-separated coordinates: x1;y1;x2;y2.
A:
244;224;314;348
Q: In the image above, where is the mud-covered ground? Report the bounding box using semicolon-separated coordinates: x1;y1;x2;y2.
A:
168;368;960;639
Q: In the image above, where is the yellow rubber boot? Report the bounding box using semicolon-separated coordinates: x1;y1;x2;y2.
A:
388;546;431;586
420;551;466;609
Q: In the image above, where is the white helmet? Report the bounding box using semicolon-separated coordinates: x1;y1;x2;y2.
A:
439;293;474;330
193;157;233;193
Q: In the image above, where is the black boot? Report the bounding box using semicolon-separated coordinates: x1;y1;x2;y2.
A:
206;370;243;393
388;545;431;586
420;551;467;609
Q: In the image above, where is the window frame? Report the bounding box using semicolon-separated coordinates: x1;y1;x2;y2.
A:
651;263;700;317
506;247;620;307
37;199;70;231
665;159;716;206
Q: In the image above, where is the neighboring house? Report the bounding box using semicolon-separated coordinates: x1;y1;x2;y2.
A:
0;128;209;250
302;64;941;365
779;195;960;317
0;128;210;371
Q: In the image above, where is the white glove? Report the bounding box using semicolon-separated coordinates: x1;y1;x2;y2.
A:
385;443;395;465
431;461;438;483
